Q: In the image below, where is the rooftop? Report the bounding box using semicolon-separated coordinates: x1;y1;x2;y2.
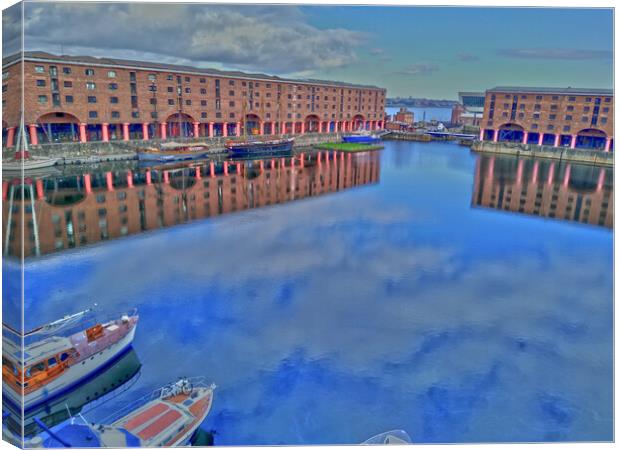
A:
3;51;385;91
487;86;613;96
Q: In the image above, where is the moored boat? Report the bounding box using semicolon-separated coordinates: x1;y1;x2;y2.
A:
342;130;382;144
2;308;139;415
362;429;412;445
2;151;59;172
137;142;210;162
226;137;294;156
38;377;216;447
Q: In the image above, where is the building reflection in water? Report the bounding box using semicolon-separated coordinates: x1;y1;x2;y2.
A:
2;151;380;258
472;155;613;229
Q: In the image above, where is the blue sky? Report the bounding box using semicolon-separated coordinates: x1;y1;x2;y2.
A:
2;4;614;99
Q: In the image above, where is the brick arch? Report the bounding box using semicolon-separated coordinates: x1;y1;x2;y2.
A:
37;112;82;124
245;113;262;135
304;114;321;133
352;114;366;130
498;123;525;143
35;112;83;144
575;128;607;150
165;112;197;138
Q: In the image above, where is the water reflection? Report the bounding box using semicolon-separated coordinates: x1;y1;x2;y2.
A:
472;155;613;229
2;151;380;258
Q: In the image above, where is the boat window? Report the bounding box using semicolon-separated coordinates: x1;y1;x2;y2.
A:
25;362;45;378
60;352;70;361
2;357;18;376
48;357;58;367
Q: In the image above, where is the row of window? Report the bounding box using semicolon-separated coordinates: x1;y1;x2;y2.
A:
501;102;610;113
492;93;612;103
30;64;381;96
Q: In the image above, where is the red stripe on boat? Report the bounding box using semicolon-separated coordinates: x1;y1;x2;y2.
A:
122;403;169;431
137;409;182;441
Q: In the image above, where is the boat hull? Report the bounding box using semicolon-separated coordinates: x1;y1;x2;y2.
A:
227;140;294;156
2;157;59;171
342;135;381;144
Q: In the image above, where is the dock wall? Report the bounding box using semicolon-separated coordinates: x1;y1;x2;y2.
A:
471;140;613;167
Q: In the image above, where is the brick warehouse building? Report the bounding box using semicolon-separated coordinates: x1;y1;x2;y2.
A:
479;87;614;151
1;51;387;147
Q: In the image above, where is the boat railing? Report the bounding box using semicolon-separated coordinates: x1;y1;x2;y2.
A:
4;307;138;347
99;376;214;425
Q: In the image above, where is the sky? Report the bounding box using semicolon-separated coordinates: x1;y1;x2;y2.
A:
2;3;614;99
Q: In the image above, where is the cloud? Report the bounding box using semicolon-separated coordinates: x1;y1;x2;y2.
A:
368;48;384;55
21;3;366;75
498;48;612;61
457;52;479;62
396;63;440;76
2;4;22;55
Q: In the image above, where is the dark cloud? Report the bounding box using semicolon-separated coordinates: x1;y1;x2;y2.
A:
396;63;439;76
498;48;612;60
20;3;366;75
457;52;479;62
2;4;22;55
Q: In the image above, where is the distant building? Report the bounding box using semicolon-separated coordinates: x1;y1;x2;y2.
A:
451;92;484;126
479;86;613;151
394;107;414;124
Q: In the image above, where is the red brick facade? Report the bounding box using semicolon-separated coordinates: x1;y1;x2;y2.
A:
2;52;387;146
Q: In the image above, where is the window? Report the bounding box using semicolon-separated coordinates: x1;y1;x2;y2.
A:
229;112;235;118
581;116;588;122
185;87;191;93
601;118;607;124
2;71;8;80
229;90;235;96
201;112;207;118
565;115;572;121
550;104;557;110
65;95;74;103
168;99;174;105
149;98;157;105
111;111;120;119
185;99;191;105
563;125;570;132
148;74;156;81
585;97;592;102
531;124;538;130
200;88;207;94
89;111;98;118
167;86;173;93
583;106;590;112
36;79;46;87
35;65;45;73
88;96;97;103
568;96;576;102
547;125;554;131
567;105;574;111
63;67;71;74
64;81;72;88
85;68;95;76
131;111;140;118
603;107;609;113
110;96;118;103
549;114;556;120
535;95;543;100
200;78;206;83
129;72;136;81
201;100;207;106
108;83;118;90
86;82;96;90
229;101;235;107
38;95;48;104
185;76;190;82
167;74;174;81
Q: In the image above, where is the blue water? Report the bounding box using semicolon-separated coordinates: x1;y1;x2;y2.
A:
17;141;613;444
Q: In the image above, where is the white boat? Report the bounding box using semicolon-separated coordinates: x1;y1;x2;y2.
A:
2;308;139;415
2;155;59;172
36;377;216;447
362;430;412;445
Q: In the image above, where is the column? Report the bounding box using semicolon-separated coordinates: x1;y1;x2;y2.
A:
492;129;498;143
222;123;228;137
281;121;286;135
300;122;305;134
84;174;92;194
319;121;324;134
335;121;340;133
142;122;149;140
547;163;555;185
29;124;38;145
223;161;229;175
604;137;611;152
522;131;528;145
531;161;539;184
478;128;484;141
209;161;215;177
35;179;44;199
145;170;152;185
5;127;15;147
126;170;134;188
570;134;577;149
102;123;109;142
596;169;605;192
563;164;571;187
236;122;241;137
160;122;167;140
259;121;264;135
105;171;114;191
163;171;170;184
79;123;87;143
553;134;560;147
193;121;200;138
271;122;276;135
208;122;214;138
516;159;524;184
195;166;201;179
122;123;130;141
538;133;544;146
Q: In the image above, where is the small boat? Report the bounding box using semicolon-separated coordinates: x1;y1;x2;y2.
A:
137;142;210;162
2;151;59;172
37;377;216;447
362;430;412;445
2;307;139;415
226;137;294;156
342;130;382;144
